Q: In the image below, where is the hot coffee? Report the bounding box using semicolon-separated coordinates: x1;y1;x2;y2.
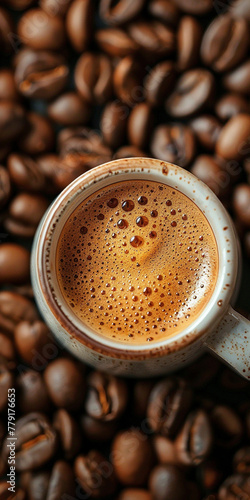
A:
56;180;218;344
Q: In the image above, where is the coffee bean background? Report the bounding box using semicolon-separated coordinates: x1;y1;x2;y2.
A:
0;0;250;498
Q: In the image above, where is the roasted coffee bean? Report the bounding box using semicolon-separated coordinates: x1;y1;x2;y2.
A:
81;414;118;443
14;48;69;100
190;115;222;151
101;100;129;149
18;112;55;155
0;482;25;500
175;410;213;465
151;123;196;168
0;166;11;209
223;60;250;96
216;114;250;161
218;474;250;499
53;409;82;459
0;69;19;101
166;69;215;118
0;364;14;412
47;461;76;500
66;0;93;52
17;370;51;414
171;0;213;14
117;489;153;500
0;291;38;336
128;21;175;60
40;0;72;16
100;0;146;25
211;405;243;448
2;413;57;471
198;460;224;491
215;94;250;122
44;357;86;411
4;192;49;238
233;447;250;475
0;333;16;369
128;103;153;149
133;379;155;419
147;377;192;437
8;154;46;192
17;8;66;51
152;436;179;465
40;154;89;191
177;16;202;71
96;28;138;57
149;465;187;500
113;145;147;158
75;450;117;498
85;371;128;422
0;244;30;285
23;470;50;500
75;52;113;105
58;128;112;170
148;0;180;26
0;101;26;144
145;61;176;107
111;430;154;486
14;320;55;367
48;92;91;126
0;7;15;54
191;155;230;199
231;0;250;20
201;15;249;72
2;0;35;9
113;56;144;106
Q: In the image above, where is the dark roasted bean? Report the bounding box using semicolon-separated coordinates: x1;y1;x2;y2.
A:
100;0;146;26
211;405;243;448
149;465;187;500
40;0;72;16
85;371;128;422
75;52;113;105
4;192;49;238
151;123;196;168
0;166;11;209
114;145;147;158
96;28;138;57
175;410;213;465
53;409;82;459
101;100;129;149
218;474;250;499
113;56;144;106
75;450;117;498
190;115;222;151
0;291;38;336
81;414;118;443
0;244;30;285
0;101;27;144
8;154;46;192
18;112;55;155
148;0;180;26
17;370;51;414
0;69;20;101
177;16;202;71
0;7;15;54
66;0;93;52
17;8;66;51
128;103;153;149
171;0;213;14
216;114;250;161
14;320;55;367
223;59;250;96
145;61;176;107
44;357;86;411
215;94;250;121
48;92;91;126
128;21;175;60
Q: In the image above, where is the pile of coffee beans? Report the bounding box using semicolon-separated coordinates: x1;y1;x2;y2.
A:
0;0;249;498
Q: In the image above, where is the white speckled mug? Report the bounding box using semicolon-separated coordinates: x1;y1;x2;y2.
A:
31;158;250;379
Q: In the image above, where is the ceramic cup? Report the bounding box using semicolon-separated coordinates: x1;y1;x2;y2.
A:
31;158;250;378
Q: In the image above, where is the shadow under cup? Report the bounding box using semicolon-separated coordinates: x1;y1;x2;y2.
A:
31;158;239;376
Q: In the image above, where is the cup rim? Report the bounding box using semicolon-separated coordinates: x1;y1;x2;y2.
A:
34;158;239;359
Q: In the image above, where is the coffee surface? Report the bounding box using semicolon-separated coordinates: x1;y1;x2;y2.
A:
56;180;218;344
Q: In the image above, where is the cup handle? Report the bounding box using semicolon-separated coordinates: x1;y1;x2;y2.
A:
202;306;250;380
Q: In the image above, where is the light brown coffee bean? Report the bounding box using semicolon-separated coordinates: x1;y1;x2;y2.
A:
191;155;230;198
96;28;138;57
0;69;19;101
4;192;49;238
233;184;250;227
128;103;153;149
66;0;93;52
0;166;11;209
189;115;222;151
0;101;26;144
215;94;250;122
151;123;196;168
75;52;113;105
101;101;129;149
166;69;215;118
148;0;180;26
40;0;72;16
128;21;175;60
223;60;250;96
145;61;176;107
172;0;212;14
201;15;249;72
14;320;55;367
48;92;91;126
14;48;69;100
18;8;66;51
216;114;250;160
177;16;202;71
100;0;146;25
0;291;38;336
8;154;46;192
44;357;86;411
113;56;144;106
18;112;55;155
0;244;30;285
152;436;179;465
